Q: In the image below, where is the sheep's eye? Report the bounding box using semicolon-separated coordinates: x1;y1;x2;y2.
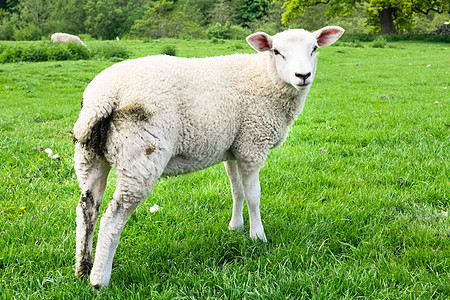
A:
312;46;318;54
273;48;285;59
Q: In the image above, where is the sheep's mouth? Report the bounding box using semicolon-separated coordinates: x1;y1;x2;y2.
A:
295;83;310;89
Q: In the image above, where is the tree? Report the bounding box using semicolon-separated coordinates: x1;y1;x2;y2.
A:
132;0;202;39
47;0;88;34
131;0;175;39
17;0;54;30
237;0;272;27
1;0;19;12
84;0;150;39
181;0;216;26
210;0;237;25
279;0;450;34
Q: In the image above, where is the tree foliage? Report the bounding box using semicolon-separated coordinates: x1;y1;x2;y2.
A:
0;0;448;40
131;0;203;39
279;0;450;34
84;0;150;39
237;0;272;27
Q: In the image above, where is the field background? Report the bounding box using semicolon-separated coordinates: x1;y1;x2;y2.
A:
0;39;449;298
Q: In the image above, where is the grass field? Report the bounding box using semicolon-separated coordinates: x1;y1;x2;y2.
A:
0;38;449;299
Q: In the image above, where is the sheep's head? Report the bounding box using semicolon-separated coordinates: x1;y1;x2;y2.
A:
247;26;344;90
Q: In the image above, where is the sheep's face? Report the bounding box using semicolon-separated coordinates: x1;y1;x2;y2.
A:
247;26;344;90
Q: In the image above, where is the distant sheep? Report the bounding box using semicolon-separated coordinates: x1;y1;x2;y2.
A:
51;33;86;46
73;26;344;288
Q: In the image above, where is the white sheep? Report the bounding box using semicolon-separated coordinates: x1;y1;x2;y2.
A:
73;26;344;288
51;32;86;46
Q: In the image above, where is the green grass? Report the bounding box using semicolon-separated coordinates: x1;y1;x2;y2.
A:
0;39;449;299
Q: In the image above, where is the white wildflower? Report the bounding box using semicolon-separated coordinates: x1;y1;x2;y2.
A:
44;148;53;157
150;204;160;213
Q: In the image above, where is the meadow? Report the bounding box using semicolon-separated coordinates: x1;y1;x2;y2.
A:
0;38;448;299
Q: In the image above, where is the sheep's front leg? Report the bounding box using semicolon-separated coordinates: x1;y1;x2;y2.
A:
239;165;267;242
225;161;245;231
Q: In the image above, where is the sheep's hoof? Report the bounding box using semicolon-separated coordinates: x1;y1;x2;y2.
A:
228;224;245;232
76;261;93;278
250;232;267;243
92;284;103;290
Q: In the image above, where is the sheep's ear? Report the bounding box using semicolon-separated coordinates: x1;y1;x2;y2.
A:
314;26;345;46
246;32;273;52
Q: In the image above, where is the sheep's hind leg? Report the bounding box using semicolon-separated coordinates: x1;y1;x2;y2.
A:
74;143;111;278
225;160;245;232
89;147;170;288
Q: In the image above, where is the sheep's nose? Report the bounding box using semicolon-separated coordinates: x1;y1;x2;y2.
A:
295;72;311;80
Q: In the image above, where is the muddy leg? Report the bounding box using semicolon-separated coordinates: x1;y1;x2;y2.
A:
74;143;111;277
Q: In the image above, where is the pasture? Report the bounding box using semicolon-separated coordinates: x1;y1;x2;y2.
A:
0;38;449;298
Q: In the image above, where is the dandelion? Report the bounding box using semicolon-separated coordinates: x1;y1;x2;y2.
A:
19;206;25;210
39;158;43;161
57;169;61;173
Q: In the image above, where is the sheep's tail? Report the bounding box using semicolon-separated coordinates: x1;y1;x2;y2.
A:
73;96;116;156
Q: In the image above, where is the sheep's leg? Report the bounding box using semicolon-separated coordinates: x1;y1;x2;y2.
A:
89;147;170;288
74;143;111;277
224;160;245;231
239;164;267;242
89;191;142;288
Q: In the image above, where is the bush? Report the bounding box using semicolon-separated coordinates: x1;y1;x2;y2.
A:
206;22;231;40
90;42;129;60
382;34;409;42
0;22;14;41
46;45;71;61
0;11;17;41
0;43;6;54
413;34;450;43
66;42;90;60
371;37;387;48
161;45;177;56
340;33;376;43
339;33;449;43
229;25;252;40
0;41;130;63
21;45;49;62
0;46;24;63
13;24;42;41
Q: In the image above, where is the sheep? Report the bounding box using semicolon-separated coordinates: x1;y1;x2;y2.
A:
51;32;86;46
73;26;344;288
